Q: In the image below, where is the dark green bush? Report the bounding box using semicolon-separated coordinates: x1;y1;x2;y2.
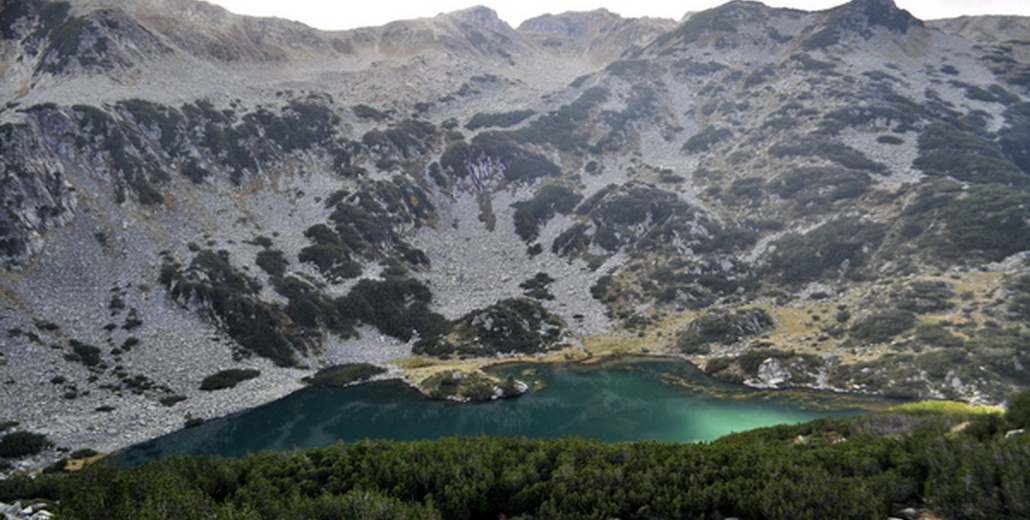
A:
180;160;210;184
894;280;954;314
304;363;387;388
337;276;447;343
255;249;288;277
509;87;608;151
440;133;560;183
743;64;776;88
914;349;969;379
769;219;884;284
68;340;102;367
351;104;384;119
121;337;139;350
428;298;565;356
768;166;872;214
69;449;98;459
465;110;534;130
902;183;1030;262
733;348;799;375
200;369;261;391
790;53;836;72
0;431;50;458
604;60;651;77
362;119;435;159
1007;388;1030;428
770;140;886;173
162;250;300;367
965;85;998;103
246;101;339;153
914;324;964;348
117;99;185;153
682;126;732;153
274;276;353;333
159;395;187;407
1006;275;1030;320
672;59;727;76
964;326;1030;384
728;176;765;203
849;310;917;344
999;102;1030;174
676;308;773;353
511;185;582;242
914;123;1024;185
519;272;556;300
574;182;732;257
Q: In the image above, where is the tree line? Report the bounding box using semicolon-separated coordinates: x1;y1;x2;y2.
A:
2;392;1030;519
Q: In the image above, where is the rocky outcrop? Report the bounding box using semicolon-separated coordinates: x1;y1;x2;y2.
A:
0;120;77;270
519;10;675;65
927;15;1030;42
0;502;52;520
757;358;792;386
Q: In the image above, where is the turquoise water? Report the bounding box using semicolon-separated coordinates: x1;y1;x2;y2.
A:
113;359;896;467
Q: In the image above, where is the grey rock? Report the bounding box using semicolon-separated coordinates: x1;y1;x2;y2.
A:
758;358;791;386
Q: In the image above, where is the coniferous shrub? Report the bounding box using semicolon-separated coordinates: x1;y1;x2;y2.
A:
1007;389;1030;428
769;219;884;284
0;431;50;458
255;249;288;277
465;110;535;130
67;340;102;367
200;369;261;391
914;123;1024;185
676;308;773;354
304;363;387;388
512;185;582;242
682;126;732;153
849;310;916;344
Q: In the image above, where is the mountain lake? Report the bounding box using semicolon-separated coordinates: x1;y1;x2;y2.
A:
112;358;901;467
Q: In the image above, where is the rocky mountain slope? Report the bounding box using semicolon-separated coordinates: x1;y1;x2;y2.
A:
2;0;1030;465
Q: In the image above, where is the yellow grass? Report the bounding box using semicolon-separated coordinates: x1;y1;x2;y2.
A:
889;400;1003;415
65;453;107;471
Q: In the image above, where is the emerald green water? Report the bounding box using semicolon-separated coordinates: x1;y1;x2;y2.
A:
113;359;896;467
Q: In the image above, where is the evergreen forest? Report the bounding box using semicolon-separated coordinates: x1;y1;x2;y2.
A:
3;395;1030;519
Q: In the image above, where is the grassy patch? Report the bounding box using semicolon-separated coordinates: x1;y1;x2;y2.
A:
888;400;1002;415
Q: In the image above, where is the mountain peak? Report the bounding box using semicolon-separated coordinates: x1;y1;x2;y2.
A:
518;9;621;36
799;0;921;50
839;0;920;34
444;6;512;32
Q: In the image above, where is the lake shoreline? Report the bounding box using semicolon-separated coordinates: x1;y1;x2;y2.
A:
9;346;895;476
108;353;913;468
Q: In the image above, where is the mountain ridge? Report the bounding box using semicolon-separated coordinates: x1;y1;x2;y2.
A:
3;0;1030;470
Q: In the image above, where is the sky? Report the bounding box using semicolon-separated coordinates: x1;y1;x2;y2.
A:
204;0;1030;31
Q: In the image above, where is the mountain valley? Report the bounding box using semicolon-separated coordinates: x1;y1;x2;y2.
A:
2;0;1030;469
